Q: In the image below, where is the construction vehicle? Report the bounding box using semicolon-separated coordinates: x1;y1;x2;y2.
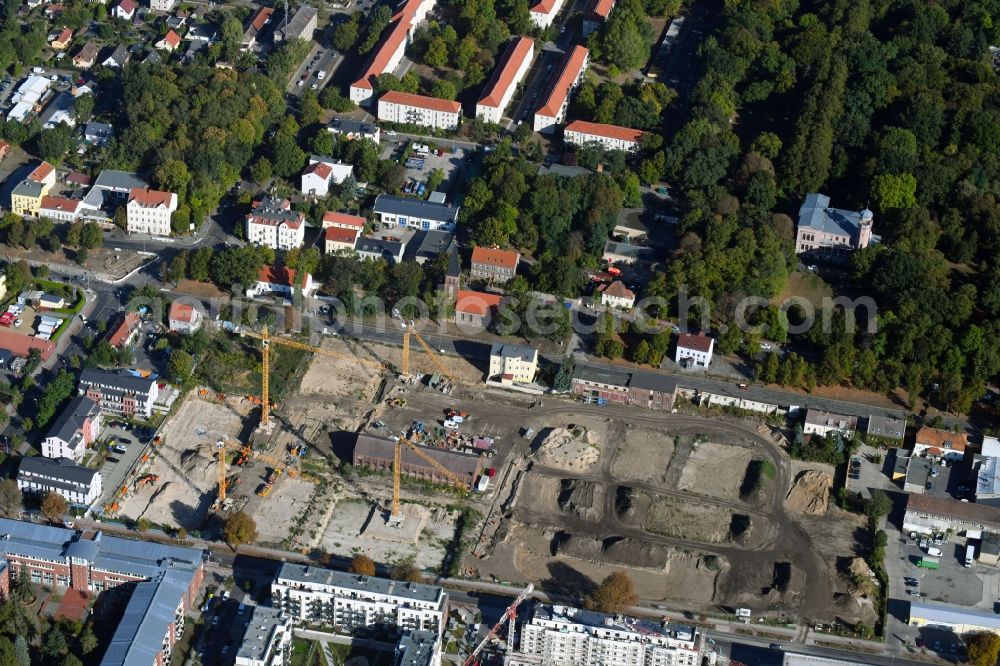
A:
387;435;468;527
238;326;385;428
256;483;273;497
463;584;534;666
265;467;282;484
395;315;457;388
133;474;158;490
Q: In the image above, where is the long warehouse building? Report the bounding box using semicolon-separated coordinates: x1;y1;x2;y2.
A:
352;433;483;489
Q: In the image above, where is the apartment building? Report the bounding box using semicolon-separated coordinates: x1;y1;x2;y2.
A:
241;6;273;48
529;0;567;28
324;226;360;254
476;37;535;123
470;246;519;283
488;343;538;385
394;631;441;666
564;120;643;152
272;563;448;637
322;211;367;232
274;4;317;42
17;456;103;506
247;265;315;300
327;117;381;143
11;161;56;217
802;409;858;438
914;426;968;462
673;332;714;368
533;46;589;133
79;368;159;419
582;0;614;36
598;280;635;309
42;395;102;462
236;606;294;666
353;434;482;489
509;603;700;666
903;492;1000;536
378;91;462;131
245;196;306;250
39;195;86;222
373;195;459;231
126;188;178;237
168;301;203;334
301;156;353;197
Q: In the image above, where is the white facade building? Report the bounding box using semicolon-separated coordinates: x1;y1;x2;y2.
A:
235;606;293;666
528;0;567;28
17;456;103;506
598;281;635;309
510;604;701;666
378;91;461;131
245;197;306;250
564;120;643;152
271;563;447;637
42;396;102;462
79;368;159;420
39;195;86;222
476;37;535;123
300;156;353;197
533;46;588;134
373;195;459;231
673;332;714;368
488;343;538;384
802;409;858;438
126;188;178;237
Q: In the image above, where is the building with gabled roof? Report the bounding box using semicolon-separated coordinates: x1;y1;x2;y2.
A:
17;456;102;506
378;91;462;131
11;161;56;217
324;226;360;254
247;265;315;301
39;195;85;222
107;311;142;349
245;196;306;250
598;280;635;309
327;117;380;143
126;187;178;236
157;29;181;51
50;27;74;51
533;46;589;134
529;0;567;28
42;395;102;462
168;301;202;334
904;492;1000;536
322;211;366;230
242;6;274;48
73;41;101;68
355;236;405;263
352;433;482;490
582;0;615;35
301;156;353;197
470;246;519;283
802;409;858;438
274;4;317;43
476;37;535;123
564;119;643;152
914;426;967;462
454;289;503;329
674;332;714;368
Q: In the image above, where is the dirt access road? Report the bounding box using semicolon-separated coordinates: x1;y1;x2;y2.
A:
498;403;837;621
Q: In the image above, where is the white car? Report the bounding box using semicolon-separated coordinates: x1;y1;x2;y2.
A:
296;80;304;87
13;318;21;327
760;342;772;350
311;83;318;89
317;70;326;80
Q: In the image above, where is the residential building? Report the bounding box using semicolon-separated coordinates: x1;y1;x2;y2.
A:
488;343;538;384
79;368;160;419
564;120;642;152
245;197;306;250
324;226;360;254
377;91;461;131
353;433;482;488
73;41;100;68
235;606;293;666
102;44;130;68
301;156;353;196
355;236;405;263
454;290;502;328
533;46;589;133
903;492;1000;536
157;29;181;51
865;414;905;443
408;230;455;265
185;25;218;43
274;4;317;43
17;456;102;506
113;0;136;18
11;161;56;217
107;312;142;349
795;193;877;260
912;426;968;462
50;27;74;51
241;7;273;48
99;568;198;666
674;332;714;368
470;246;519;283
393;631;441;666
0;274;6;302
373;195;459;231
247;265;315;301
528;0;567;28
39;293;66;309
582;0;614;36
39;195;85;222
322;211;367;232
476;37;535;123
150;0;176;12
39;91;76;129
126;187;178;236
509;603;700;666
272;561;448;635
168;301;203;333
0;516;204;601
598;280;635;309
328;117;381;143
42;395;102;462
907;601;1000;635
802;409;858;438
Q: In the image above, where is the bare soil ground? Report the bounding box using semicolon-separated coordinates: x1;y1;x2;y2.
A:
785;470;833;515
254;475;318;544
298;340;385;400
611;426;675;484
641;494;748;544
534;419;609;474
676;441;754;501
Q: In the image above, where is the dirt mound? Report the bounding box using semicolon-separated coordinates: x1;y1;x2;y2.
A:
553;533;669;569
558;479;604;521
785;470;832;515
537;426;602;472
844;557;879;597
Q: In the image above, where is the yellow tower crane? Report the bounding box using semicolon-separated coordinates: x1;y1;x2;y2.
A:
388;436;468;526
400;323;457;386
239;326;384;427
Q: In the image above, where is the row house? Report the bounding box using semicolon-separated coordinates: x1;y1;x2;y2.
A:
17;456;102;506
533;46;589;134
79;368;159;420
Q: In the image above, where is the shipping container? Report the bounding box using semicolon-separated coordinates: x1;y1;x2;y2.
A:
917;557;940;569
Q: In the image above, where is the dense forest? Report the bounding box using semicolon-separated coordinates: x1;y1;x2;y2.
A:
633;0;1000;413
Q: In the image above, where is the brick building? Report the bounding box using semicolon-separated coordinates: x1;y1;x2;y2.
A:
352;434;482;489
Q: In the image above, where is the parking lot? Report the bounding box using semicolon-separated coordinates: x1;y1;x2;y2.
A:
287;43;340;97
382;141;471;197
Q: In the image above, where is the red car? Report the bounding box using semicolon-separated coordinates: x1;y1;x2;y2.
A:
486;467;497;478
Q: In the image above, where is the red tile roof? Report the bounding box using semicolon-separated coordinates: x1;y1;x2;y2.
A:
565;119;642;144
258;265;297;287
324;226;359;244
29;162;54;183
352;19;410;91
677;332;713;353
915;426;967;452
322;211;366;228
128;187;175;207
530;0;558;15
455;290;503;316
0;141;10;158
66;171;91;186
379;90;461;114
0;330;54;361
108;312;141;349
250;6;273;30
169;301;197;323
304;161;333;179
599;280;634;300
471;246;519;270
478;37;534;108
161;29;181;48
590;0;614;19
40;195;82;214
52;27;73;44
537;46;589;118
117;0;136;13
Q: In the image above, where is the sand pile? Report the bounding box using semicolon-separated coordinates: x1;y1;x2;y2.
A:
785;470;832;515
846;557;878;597
558;479;604;521
537;426;602;472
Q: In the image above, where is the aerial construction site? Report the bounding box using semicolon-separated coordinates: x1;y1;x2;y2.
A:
108;322;878;627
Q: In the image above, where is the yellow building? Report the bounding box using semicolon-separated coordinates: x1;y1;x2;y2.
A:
11;161;55;217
